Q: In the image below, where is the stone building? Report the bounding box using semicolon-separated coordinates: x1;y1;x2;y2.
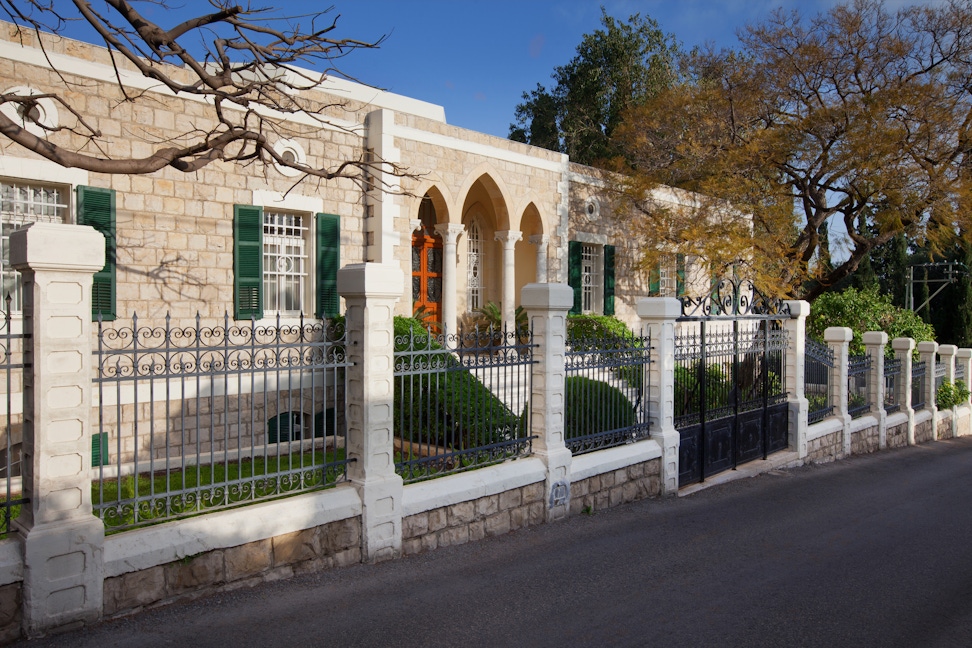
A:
0;22;697;337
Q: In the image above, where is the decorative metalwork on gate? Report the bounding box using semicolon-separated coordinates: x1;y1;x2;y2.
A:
393;325;535;483
564;329;652;455
675;280;790;487
679;278;792;319
93;312;350;531
0;296;26;537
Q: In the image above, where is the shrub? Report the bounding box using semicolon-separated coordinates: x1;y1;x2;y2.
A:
563;376;636;440
392;316;519;451
936;379;970;409
567;314;646;388
807;287;934;357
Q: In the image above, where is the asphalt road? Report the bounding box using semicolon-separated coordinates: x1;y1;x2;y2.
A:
17;437;972;648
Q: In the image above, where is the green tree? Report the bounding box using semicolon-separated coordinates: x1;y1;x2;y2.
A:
613;0;972;300
807;287;935;356
509;8;679;166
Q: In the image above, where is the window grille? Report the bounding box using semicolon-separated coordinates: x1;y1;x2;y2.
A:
581;244;602;313
0;181;69;311
263;211;307;315
467;218;483;310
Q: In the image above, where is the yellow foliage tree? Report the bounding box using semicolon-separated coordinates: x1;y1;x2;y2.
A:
612;0;972;300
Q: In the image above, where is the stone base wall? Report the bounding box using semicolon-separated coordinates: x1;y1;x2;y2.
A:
807;430;842;463
103;517;360;618
402;482;546;556
0;583;20;644
569;459;661;516
851;426;880;455
887;422;909;449
915;418;935;444
937;415;954;440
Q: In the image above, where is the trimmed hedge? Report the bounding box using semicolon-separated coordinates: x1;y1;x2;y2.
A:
564;375;636;440
393;317;519;450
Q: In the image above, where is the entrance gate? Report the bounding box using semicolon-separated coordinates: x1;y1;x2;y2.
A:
675;280;790;487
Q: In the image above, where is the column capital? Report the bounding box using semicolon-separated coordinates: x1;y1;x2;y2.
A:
528;234;550;246
409;218;423;233
494;230;523;247
433;222;464;245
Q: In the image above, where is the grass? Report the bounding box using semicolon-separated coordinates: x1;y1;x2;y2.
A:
91;447;347;531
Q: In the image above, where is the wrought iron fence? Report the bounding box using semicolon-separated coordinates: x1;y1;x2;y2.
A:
935;361;946;392
393;324;534;483
564;329;651;455
884;357;901;414
674;319;788;429
847;354;871;419
912;360;927;410
805;339;834;424
93;313;349;531
0;297;26;537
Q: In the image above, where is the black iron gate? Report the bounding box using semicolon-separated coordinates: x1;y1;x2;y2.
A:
675;280;790;487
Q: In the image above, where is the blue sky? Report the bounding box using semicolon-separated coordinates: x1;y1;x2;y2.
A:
53;0;878;139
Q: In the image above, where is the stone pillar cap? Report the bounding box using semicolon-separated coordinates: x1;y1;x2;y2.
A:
521;283;573;311
636;297;682;320
823;326;853;342
10;222;105;272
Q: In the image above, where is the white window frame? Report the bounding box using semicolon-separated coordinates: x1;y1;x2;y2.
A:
581;243;603;314
262;210;310;317
467;217;484;311
0;178;72;312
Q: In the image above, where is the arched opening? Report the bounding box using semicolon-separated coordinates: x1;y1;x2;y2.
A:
412;194;443;323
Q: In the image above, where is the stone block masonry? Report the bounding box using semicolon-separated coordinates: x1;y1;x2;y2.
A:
402;482;545;556
102;518;361;617
570;459;661;515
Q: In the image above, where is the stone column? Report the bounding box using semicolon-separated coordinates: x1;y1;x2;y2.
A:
434;223;464;337
522;283;574;522
825;327;853;458
957;348;972;405
863;331;888;449
495;230;522;330
338;263;404;562
918;341;939;425
783;301;809;459
637;298;682;495
892;338;916;445
10;223;106;636
528;234;550;283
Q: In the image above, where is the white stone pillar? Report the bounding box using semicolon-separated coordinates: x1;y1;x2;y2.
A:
892;338;916;445
918;341;939;424
783;301;809;459
338;263;404;562
434;223;464;337
522;283;574;522
528;234;550;283
863;331;888;449
637;297;682;495
939;344;957;436
10;223;106;635
495;230;522;330
363;109;401;264
825;327;853;458
957;348;972;404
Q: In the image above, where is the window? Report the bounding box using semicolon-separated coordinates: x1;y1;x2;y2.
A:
581;244;602;313
234;205;340;320
0;181;69;311
568;241;615;316
263;211;308;316
467;217;483;311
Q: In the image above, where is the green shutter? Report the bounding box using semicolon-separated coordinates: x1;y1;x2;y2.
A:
649;262;661;296
568;241;582;315
77;186;116;320
603;244;615;316
316;213;340;318
91;431;108;467
676;254;686;297
234;205;263;320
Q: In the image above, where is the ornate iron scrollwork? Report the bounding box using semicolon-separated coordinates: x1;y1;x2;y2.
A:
679;278;791;318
